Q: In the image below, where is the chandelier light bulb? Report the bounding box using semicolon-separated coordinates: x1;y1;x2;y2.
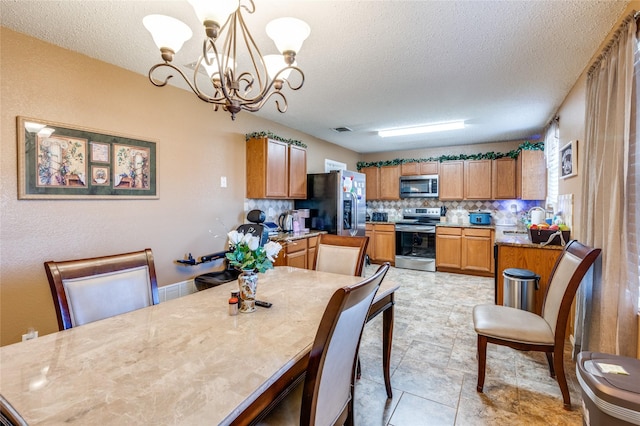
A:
187;0;238;29
143;15;193;58
266;17;311;55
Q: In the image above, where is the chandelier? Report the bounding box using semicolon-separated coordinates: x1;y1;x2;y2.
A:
143;0;310;120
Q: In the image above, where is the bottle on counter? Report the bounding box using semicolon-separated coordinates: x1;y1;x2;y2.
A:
229;297;239;315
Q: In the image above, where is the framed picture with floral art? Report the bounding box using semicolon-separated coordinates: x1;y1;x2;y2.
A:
17;116;158;199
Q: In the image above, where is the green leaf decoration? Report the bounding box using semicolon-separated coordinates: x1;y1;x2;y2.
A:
356;141;544;170
245;131;307;148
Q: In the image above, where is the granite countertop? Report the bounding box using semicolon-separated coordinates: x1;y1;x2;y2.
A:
269;230;326;242
495;238;565;250
436;222;496;229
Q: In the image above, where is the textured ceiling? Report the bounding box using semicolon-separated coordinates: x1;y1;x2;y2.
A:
0;0;630;153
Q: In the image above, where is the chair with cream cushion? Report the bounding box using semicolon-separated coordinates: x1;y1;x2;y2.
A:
257;262;390;426
44;248;159;330
473;240;601;410
313;234;369;277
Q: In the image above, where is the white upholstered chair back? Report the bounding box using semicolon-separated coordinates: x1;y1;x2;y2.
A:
542;250;583;335
314;234;369;277
45;249;159;330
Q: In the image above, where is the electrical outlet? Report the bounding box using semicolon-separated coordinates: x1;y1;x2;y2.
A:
22;328;38;342
220;176;227;188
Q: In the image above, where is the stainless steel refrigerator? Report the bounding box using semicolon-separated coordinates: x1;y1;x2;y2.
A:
294;170;366;236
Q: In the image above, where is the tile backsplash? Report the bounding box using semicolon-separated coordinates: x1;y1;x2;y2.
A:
367;199;544;225
245;197;545;227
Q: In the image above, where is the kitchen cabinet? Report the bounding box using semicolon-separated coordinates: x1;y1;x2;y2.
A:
435;227;462;269
366;223;395;265
492;157;517;199
464;160;492;200
307;235;318;270
246;137;307;199
362;165;400;200
362;167;380;201
495;243;562;315
274;235;320;269
461;228;494;274
400;161;439;176
379;165;400;200
439;161;464;200
436;226;494;277
517;150;547;200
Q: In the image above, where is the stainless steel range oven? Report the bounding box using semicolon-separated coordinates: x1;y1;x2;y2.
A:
395;208;440;272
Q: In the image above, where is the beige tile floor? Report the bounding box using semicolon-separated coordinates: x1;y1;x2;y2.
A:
355;265;583;425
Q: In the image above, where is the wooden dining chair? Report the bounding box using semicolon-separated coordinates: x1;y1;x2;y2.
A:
44;248;159;330
257;262;390;426
473;240;601;410
313;234;369;276
0;394;27;426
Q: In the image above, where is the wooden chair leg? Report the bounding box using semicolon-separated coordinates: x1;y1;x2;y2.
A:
553;347;571;410
476;335;487;392
545;352;555;378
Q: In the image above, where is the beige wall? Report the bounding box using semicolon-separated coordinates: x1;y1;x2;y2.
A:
0;28;359;345
359;140;527;164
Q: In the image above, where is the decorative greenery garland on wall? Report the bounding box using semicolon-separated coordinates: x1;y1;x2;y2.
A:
245;131;307;148
356;141;544;170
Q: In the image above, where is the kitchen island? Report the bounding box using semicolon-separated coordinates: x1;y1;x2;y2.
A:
494;237;564;315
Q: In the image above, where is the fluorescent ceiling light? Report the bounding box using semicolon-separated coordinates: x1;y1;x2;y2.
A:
378;120;465;138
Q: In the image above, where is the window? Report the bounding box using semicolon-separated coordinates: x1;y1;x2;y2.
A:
545;120;560;210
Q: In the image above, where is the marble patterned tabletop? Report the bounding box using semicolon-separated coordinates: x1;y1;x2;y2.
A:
0;267;398;425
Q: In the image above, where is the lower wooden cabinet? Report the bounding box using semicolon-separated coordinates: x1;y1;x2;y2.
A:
436;226;494;277
366;223;395;265
273;235;319;269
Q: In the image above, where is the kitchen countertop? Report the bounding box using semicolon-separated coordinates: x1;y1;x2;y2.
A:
436;222;495;229
269;230;326;242
495;239;565;250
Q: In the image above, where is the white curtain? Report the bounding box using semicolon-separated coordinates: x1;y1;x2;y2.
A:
576;13;639;358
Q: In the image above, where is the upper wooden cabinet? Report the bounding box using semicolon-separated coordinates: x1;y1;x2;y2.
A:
439;161;464;200
492;157;517;199
379;165;400;200
361;165;400;200
464;159;492;200
517;150;547;200
362;166;380;201
246;137;307;199
400;161;439;176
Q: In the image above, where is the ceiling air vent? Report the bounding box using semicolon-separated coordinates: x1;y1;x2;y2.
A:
331;127;353;133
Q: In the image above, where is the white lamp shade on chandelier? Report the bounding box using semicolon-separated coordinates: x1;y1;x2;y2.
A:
187;0;238;28
142;0;311;120
142;15;193;54
266;17;311;55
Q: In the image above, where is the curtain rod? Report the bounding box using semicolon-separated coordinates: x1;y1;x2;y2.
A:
588;10;638;77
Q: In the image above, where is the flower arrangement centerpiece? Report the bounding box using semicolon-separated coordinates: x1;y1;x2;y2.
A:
225;230;282;273
226;230;282;313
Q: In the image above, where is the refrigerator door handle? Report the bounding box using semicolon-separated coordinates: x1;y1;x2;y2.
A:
345;190;358;236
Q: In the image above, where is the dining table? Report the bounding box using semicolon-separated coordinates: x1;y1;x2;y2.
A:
0;266;399;425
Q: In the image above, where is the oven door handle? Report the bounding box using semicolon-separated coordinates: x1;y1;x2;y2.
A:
395;225;435;232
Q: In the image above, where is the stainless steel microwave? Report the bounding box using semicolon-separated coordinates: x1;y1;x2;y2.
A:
399;174;439;198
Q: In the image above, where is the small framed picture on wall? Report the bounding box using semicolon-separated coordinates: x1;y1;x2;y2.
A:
560;140;577;179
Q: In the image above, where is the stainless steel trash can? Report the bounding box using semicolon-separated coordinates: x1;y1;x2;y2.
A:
577;351;640;425
502;268;539;312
